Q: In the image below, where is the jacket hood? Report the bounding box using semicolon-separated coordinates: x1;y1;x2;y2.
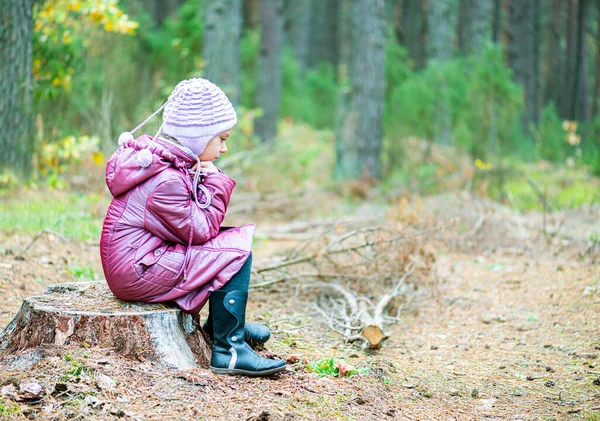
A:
105;135;197;197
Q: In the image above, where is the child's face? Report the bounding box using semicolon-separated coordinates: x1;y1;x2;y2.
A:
199;129;231;161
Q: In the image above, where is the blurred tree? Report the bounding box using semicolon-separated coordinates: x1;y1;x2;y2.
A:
572;0;590;122
395;0;426;70
203;0;242;105
543;0;563;108
459;0;492;55
508;0;538;127
0;0;34;172
593;0;600;118
427;0;457;145
284;0;312;74
492;0;501;43
140;0;185;26
335;0;386;180
560;0;590;121
255;0;283;143
308;0;340;70
243;0;260;30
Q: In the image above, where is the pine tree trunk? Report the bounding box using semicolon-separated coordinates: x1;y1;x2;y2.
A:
492;0;502;42
572;0;590;122
0;0;34;172
308;0;340;70
508;0;538;127
284;0;312;74
243;0;260;30
461;0;492;55
398;0;426;69
255;0;284;143
544;0;563;107
593;0;600;118
427;0;457;145
562;0;578;119
334;0;386;180
203;0;242;106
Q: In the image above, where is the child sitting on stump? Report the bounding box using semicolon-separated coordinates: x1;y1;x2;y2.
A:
100;78;286;377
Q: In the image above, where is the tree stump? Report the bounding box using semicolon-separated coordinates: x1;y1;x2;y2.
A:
0;281;211;370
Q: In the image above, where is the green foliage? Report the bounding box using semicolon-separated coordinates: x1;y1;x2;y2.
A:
67;266;97;280
142;0;204;83
385;44;523;171
306;358;367;377
534;105;570;162
60;354;89;382
240;29;260;108
488;163;600;211
280;50;339;129
33;0;138;100
40;135;102;189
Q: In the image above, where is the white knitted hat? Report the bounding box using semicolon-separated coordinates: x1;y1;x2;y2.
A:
162;78;237;156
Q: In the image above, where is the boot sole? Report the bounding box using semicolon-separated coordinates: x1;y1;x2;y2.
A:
210;364;286;377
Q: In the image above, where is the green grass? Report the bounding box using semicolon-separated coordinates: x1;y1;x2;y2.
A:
491;163;600;211
0;397;22;419
0;191;108;242
67;266;98;281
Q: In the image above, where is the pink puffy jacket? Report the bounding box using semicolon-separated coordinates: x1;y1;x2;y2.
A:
100;135;255;314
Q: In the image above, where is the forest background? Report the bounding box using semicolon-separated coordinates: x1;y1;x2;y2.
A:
0;0;599;213
0;1;600;420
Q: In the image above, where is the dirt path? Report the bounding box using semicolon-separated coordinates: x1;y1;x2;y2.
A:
380;251;600;420
0;203;598;420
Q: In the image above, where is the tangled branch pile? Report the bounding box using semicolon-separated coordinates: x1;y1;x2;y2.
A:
254;219;438;349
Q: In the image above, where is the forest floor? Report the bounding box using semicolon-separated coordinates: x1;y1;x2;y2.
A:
0;191;599;421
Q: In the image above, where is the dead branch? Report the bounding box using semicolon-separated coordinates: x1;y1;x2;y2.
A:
256;224;445;274
310;259;417;350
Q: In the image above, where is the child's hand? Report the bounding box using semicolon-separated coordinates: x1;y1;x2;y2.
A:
199;161;219;173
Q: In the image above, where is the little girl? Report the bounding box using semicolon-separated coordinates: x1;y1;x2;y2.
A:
100;78;286;377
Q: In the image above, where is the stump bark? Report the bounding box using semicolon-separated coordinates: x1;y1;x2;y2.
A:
0;282;211;370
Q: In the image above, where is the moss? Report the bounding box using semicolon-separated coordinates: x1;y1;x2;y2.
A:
0;398;23;419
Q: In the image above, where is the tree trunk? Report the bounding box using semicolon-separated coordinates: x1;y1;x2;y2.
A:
397;0;427;69
308;0;340;70
255;0;284;143
0;0;34;172
334;0;386;180
427;0;458;145
284;0;312;74
572;0;590;122
508;0;538;127
492;0;502;42
461;0;493;55
593;0;600;118
544;0;563;107
0;282;211;370
203;0;242;106
561;0;578;119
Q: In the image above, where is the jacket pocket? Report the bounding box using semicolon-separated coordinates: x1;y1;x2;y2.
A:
134;244;185;287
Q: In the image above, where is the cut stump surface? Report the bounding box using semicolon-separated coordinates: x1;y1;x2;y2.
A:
0;281;210;370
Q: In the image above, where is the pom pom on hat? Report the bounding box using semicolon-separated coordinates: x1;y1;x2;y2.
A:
118;132;134;146
136;148;153;168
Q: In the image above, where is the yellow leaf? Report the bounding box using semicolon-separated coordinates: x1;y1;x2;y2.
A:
52;77;61;86
91;151;104;166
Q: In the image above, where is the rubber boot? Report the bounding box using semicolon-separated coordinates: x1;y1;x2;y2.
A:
203;311;270;348
209;290;286;377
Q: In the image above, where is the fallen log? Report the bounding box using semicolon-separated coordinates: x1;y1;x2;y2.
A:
0;281;211;370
